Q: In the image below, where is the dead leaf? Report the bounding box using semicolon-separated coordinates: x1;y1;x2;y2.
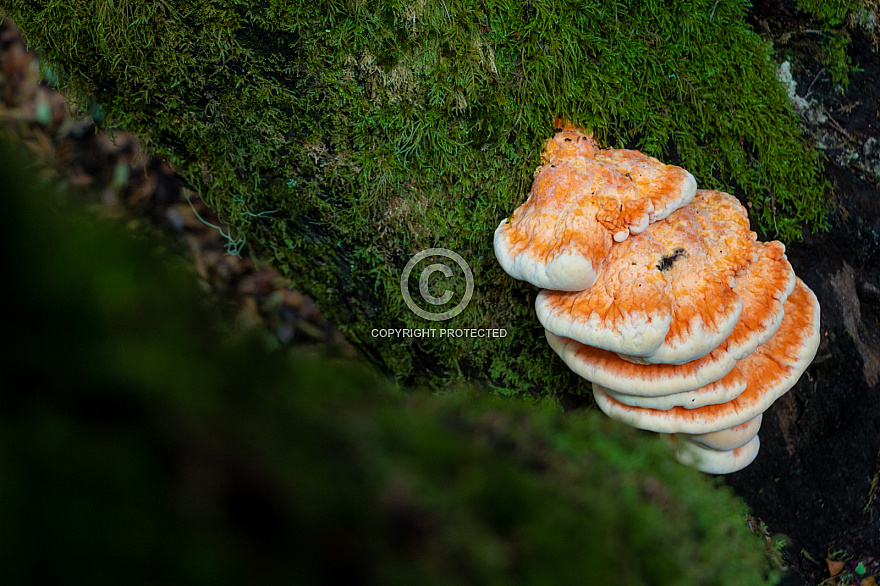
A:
828;559;845;577
861;576;878;586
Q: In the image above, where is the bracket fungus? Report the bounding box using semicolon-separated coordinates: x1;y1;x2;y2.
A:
535;190;758;365
494;128;820;474
494;126;696;291
542;240;796;398
673;435;762;476
590;278;818;473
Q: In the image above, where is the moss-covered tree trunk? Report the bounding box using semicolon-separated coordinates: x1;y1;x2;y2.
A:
0;0;828;397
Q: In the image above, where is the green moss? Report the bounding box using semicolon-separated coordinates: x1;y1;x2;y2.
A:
793;0;862;87
796;0;860;24
0;0;832;394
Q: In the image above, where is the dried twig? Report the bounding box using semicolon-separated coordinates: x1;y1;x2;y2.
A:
804;68;825;99
709;0;722;22
824;112;851;138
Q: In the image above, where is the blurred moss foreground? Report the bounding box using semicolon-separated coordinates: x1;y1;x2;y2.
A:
0;138;776;585
0;0;829;394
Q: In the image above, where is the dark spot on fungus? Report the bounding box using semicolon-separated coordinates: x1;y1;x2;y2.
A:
657;247;687;271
